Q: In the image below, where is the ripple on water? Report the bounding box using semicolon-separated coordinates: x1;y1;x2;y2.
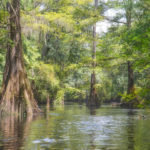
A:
1;104;150;150
32;138;56;144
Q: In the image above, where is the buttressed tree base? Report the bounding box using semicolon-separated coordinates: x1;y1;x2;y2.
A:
0;0;40;116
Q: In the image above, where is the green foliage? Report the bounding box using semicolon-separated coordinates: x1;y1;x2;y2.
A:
0;0;150;108
32;62;59;100
23;37;60;103
121;92;136;103
55;89;65;105
65;87;86;101
120;87;148;108
0;10;8;86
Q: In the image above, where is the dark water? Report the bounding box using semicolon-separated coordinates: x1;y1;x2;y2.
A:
0;104;150;150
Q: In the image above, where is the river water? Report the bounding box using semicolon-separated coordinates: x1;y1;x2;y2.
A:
0;103;150;150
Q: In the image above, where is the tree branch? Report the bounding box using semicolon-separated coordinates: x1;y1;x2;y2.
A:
104;16;126;24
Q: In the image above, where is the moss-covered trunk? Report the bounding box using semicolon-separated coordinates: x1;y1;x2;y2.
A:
0;0;40;116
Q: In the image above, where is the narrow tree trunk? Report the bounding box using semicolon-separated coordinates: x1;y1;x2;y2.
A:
0;0;40;116
88;0;100;107
120;0;139;108
46;94;50;110
127;61;134;94
89;71;99;106
126;0;135;95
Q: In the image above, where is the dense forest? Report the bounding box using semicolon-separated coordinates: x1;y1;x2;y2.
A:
0;0;150;149
0;0;150;115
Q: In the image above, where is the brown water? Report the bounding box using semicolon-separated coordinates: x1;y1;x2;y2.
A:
0;103;150;150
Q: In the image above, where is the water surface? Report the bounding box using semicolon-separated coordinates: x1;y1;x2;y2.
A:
0;103;150;150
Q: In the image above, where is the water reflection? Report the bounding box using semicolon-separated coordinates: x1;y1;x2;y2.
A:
0;115;37;150
89;108;97;115
0;104;150;150
126;110;136;150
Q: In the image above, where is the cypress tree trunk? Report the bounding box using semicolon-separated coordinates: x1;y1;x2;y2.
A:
127;61;134;94
126;0;135;95
88;0;100;107
0;0;40;116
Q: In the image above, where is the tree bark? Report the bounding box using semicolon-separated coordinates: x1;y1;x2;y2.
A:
126;0;135;95
127;61;134;94
88;0;100;107
46;94;50;110
0;0;40;116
